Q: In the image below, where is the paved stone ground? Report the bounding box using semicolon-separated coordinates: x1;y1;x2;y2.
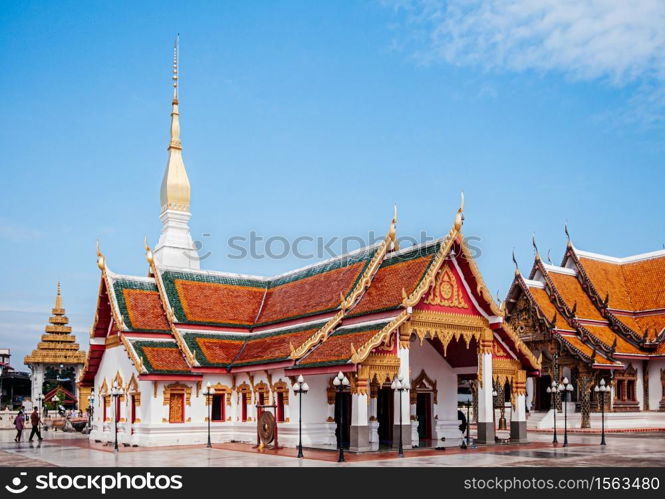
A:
0;430;663;467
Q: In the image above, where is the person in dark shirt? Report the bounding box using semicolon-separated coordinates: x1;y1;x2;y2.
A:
28;407;43;442
458;409;467;434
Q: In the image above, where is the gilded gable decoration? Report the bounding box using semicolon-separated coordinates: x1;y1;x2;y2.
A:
424;263;468;308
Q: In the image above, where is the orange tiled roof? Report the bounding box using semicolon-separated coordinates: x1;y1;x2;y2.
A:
349;243;440;318
190;335;245;367
131;339;191;374
160;249;378;328
558;335;616;365
527;286;560;324
233;325;321;367
612;314;665;341
175;279;265;326
578;255;665;312
112;277;171;332
296;322;387;368
583;324;643;355
546;271;605;321
181;322;326;368
257;260;367;325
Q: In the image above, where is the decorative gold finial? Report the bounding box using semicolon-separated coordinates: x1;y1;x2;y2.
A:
55;282;62;309
144;235;154;265
454;192;464;231
388;203;399;251
172;34;179;101
96;240;106;271
160;35;191;213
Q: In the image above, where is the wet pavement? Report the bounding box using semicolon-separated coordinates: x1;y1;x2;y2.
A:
0;429;663;467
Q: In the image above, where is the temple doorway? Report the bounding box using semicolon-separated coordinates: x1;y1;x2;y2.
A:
536;375;552;411
376;387;394;446
416;393;432;441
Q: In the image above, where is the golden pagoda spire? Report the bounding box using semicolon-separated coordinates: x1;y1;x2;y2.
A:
55;281;62;310
24;282;86;366
160;34;191;213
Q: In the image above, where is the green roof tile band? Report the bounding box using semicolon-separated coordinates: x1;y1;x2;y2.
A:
112;279;171;333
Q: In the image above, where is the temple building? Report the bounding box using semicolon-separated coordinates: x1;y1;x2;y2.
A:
79;41;539;449
505;236;665;430
25;283;87;410
0;349;30;410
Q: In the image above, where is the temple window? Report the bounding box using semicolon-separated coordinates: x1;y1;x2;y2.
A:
211;394;226;422
130;395;137;424
627;380;636;401
613;364;639;410
237;382;252;422
162;383;191;424
272;380;289;423
241;393;248;421
276;392;285;422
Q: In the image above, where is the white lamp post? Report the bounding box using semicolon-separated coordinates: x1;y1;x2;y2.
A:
293;375;309;458
333;371;350;462
391;375;409;457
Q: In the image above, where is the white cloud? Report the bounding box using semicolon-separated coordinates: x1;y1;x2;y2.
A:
382;0;665;126
385;0;665;84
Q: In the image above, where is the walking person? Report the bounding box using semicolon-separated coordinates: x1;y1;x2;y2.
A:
28;407;43;442
13;406;25;442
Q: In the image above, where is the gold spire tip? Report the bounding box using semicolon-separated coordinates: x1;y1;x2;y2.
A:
172;34;179;100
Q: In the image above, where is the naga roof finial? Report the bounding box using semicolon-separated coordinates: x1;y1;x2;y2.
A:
532;233;540;262
388;203;399;251
454;192;464;231
564;222;572;249
96;240;105;271
512;249;520;276
144;235;154;265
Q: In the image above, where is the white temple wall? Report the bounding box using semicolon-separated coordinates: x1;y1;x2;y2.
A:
633;361;645;411
90;354;338;448
89;344;138;445
648;358;665;411
408;339;462;447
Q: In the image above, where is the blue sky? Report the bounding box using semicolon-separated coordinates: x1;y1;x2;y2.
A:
1;1;664;368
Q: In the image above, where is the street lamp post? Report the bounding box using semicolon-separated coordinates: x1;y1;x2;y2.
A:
546;381;559;445
293;375;309;458
53;394;60;419
560;377;574;447
391;375;408;457
204;382;212;448
333;371;349;463
110;382;124;452
594;379;610;446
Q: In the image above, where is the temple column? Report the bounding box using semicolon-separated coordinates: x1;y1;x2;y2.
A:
392;344;411;448
368;385;379;450
349;381;370;452
579;374;591;429
476;331;495;444
510;370;527;442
